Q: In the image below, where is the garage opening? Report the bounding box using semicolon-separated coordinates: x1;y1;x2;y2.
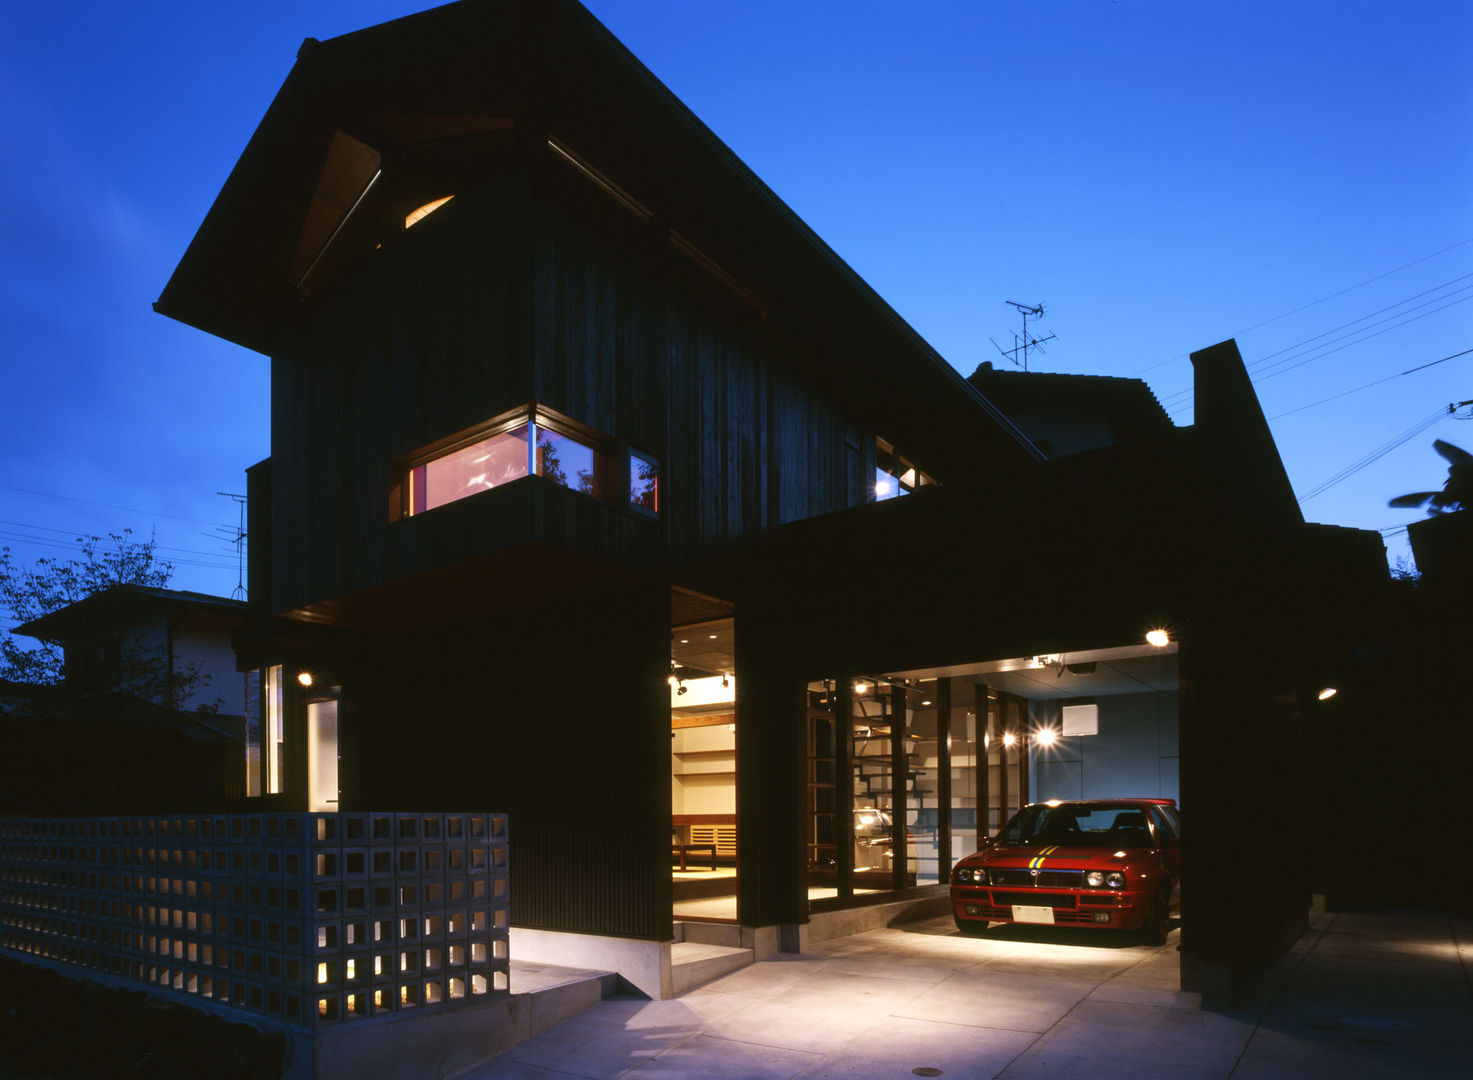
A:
806;642;1178;911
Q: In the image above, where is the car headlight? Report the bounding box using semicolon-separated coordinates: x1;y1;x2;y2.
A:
1105;871;1126;889
1086;871;1104;887
955;867;987;884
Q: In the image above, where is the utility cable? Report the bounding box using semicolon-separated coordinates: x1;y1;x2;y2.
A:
1132;237;1473;377
1159;280;1473;411
1166;292;1473;421
1270;347;1473;421
0;482;233;530
1296;406;1453;504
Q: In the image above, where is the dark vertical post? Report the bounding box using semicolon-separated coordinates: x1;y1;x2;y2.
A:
735;623;808;928
935;677;952;881
835;678;854;899
974;683;990;844
1018;698;1031;807
997;694;1010;832
890;682;908;891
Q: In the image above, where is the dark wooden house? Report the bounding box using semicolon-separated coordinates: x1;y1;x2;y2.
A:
157;0;1388;1004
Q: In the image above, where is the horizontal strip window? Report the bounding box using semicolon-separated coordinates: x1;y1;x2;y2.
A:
393;405;657;520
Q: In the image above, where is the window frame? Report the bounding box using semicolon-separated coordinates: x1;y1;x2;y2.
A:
391;403;627;520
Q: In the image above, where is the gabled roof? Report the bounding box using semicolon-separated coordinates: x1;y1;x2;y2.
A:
15;585;246;643
155;0;1043;474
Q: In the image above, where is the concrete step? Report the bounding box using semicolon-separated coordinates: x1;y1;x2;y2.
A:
510;960;620;1037
670;941;752;996
672;920;743;948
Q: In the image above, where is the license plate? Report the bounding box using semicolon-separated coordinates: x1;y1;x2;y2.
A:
1012;905;1055;925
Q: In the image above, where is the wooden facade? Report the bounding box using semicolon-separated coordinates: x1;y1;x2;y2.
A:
158;0;1393;1002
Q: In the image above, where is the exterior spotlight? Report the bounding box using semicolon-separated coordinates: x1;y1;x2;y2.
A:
297;671;314;687
1145;629;1170;648
1317;687;1338;701
677;683;688;696
721;674;730;688
667;675;679;688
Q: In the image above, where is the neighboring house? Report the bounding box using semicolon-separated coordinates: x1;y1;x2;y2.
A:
14;585;246;715
1;587;248;813
967;361;1177;458
73;0;1386;1026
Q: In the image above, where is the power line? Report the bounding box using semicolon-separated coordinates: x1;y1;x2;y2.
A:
0;482;233;530
1296;406;1454;505
1166;294;1473;420
1252;289;1473;384
0;524;238;571
0;521;240;563
1270;347;1473;421
1159;274;1473;410
1132;236;1473;378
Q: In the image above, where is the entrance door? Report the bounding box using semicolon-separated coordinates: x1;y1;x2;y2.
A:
306;696;339;812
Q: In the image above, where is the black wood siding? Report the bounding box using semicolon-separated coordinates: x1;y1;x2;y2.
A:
268;157;865;617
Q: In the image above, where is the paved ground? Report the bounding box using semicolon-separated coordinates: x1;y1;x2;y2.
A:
458;910;1473;1080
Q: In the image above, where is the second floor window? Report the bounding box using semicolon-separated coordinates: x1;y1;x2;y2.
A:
396;405;644;519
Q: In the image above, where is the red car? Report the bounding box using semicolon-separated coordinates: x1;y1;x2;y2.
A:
951;798;1181;944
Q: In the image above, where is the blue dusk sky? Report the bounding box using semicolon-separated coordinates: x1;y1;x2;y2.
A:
2;0;1470;613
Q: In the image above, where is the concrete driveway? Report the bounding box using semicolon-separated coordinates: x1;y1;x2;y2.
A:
457;911;1472;1079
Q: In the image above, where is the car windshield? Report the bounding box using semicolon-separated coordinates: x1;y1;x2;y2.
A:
994;804;1154;848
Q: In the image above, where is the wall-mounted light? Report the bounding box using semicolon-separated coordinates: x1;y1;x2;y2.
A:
1146;629;1170;648
667;674;680;689
1317;687;1338;701
721;674;730;689
297;671;314;688
854;681;871;695
677;682;688;696
1035;728;1058;746
1002;732;1017;748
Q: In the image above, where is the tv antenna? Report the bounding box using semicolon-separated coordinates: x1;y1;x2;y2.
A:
215;492;247;601
988;300;1058;372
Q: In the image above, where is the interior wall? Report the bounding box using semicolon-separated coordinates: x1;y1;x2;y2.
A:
1030;691;1179;803
670;724;736;814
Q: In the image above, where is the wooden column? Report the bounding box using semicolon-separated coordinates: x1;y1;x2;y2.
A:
974;683;991;843
734;625;808;927
935;677;953;879
997;693;1010;834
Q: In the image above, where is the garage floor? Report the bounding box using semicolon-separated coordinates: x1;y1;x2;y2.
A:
458;910;1472;1079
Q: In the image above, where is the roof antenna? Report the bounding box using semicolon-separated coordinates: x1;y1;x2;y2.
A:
217;492;248;601
988;300;1059;372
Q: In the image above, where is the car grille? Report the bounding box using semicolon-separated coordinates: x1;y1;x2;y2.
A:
990;869;1085;888
990;890;1078;909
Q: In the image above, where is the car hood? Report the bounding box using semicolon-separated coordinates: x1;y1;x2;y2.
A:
968;844;1146;867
